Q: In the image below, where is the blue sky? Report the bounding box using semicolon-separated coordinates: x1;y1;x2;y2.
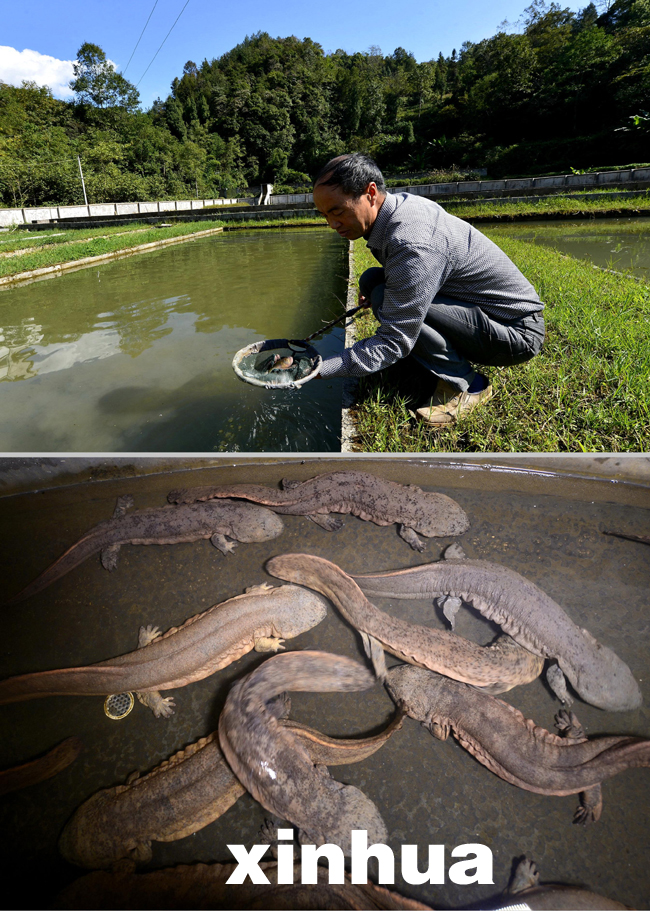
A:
2;0;592;109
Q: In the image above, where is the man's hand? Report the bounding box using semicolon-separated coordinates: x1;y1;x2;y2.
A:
358;292;372;308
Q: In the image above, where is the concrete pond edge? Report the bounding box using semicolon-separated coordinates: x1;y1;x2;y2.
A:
0;227;226;289
340;240;360;453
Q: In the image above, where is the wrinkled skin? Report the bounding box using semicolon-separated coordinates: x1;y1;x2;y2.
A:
58;708;402;871
265;553;543;693
219;650;388;854
0;584;327;712
386;664;650;825
5;497;284;605
168;470;470;552
354;551;641;712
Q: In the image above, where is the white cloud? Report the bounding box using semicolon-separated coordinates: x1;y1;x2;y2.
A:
0;46;75;99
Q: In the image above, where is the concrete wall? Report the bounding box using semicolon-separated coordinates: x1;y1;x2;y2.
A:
271;167;650;206
3;167;650;227
0;196;249;228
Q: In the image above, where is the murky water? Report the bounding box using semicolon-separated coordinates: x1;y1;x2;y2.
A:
487;216;650;279
1;459;649;909
0;229;348;452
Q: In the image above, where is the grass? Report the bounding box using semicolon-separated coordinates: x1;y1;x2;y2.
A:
443;191;650;221
486;219;650;239
0;216;325;281
348;236;650;452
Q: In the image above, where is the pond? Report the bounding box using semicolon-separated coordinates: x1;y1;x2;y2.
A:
486;216;650;279
1;457;648;909
0;229;348;452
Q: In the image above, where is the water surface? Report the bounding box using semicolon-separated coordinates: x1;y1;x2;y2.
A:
487;216;650;279
0;229;348;451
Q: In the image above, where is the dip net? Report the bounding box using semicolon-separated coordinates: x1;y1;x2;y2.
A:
232;338;322;389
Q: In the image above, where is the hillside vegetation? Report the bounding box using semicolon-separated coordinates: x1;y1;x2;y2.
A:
1;0;649;208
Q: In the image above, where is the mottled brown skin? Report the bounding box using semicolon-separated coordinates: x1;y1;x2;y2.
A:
386;664;650;825
218;650;388;854
53;861;434;910
59;710;403;870
5;496;284;605
265;554;543;693
354;554;642;712
257;354;295;372
271;355;295;371
0;736;82;797
0;584;327;714
167;470;470;551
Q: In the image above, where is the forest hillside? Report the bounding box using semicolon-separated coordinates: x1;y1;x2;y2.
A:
1;0;648;208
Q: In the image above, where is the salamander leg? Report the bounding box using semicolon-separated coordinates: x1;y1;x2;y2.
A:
280;477;303;490
426;717;450;741
307;513;344;531
112;494;134;518
546;663;573;705
136;691;175;718
443;543;467;560
438;595;462;629
360;631;387;681
259;818;285;858
100;543;121;571
210;533;236;554
508;856;539;893
137;625;162;648
398;524;425;551
573;784;602;825
555;709;586;742
254;636;285;653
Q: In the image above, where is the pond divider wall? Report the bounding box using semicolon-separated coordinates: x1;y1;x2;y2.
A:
0;227;225;289
340;240;360;453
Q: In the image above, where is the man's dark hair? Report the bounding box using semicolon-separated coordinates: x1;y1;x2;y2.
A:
313;153;386;197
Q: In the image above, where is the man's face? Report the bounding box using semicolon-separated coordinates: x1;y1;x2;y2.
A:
313;179;383;240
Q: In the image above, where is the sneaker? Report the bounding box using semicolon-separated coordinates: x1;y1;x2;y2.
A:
412;377;493;426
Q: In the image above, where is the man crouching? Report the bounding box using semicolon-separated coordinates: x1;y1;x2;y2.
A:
312;153;544;426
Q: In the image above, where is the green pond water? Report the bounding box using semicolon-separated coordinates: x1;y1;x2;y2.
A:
486;216;650;279
0;228;348;452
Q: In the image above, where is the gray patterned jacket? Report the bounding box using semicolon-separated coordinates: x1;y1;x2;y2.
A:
319;192;543;379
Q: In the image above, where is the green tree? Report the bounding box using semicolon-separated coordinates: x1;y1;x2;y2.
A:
70;43;140;111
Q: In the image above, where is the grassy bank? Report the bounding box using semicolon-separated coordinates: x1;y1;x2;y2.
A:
444;191;650;221
348;237;650;452
0;217;324;282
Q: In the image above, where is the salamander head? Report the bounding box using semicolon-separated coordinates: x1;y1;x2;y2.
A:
385;664;448;718
273;587;329;637
59;793;153;870
229;504;285;542
567;636;642;712
413;492;471;538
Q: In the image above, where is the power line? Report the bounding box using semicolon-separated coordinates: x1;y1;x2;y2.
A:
136;0;192;88
123;0;160;76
